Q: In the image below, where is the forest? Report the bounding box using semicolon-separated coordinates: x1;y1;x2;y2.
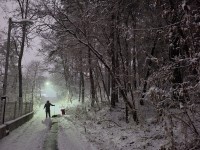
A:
0;0;200;149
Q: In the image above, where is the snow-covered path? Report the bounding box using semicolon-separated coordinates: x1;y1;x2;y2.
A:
0;105;96;150
58;116;96;150
0;107;48;150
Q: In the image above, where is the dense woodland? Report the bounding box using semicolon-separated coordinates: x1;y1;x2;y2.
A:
0;0;200;149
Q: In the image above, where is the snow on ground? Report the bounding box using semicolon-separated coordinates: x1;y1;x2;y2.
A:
63;100;168;150
58;116;97;150
0;99;168;150
0;107;48;150
0;101;98;150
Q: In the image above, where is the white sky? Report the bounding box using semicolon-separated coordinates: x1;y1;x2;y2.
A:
0;1;42;66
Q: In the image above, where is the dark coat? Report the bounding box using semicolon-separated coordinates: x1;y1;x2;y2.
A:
44;102;55;112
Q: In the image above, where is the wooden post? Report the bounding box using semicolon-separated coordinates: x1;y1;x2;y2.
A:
1;97;7;124
14;101;17;119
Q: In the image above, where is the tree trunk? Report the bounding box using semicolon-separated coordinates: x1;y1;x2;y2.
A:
79;73;81;102
60;52;70;99
97;62;110;103
18;23;26;115
140;33;159;105
3;18;12;96
80;71;85;103
110;13;117;108
88;48;96;107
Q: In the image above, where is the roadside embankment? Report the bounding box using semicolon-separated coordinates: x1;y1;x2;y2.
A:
0;112;34;139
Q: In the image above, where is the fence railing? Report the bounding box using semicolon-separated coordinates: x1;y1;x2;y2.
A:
0;100;33;125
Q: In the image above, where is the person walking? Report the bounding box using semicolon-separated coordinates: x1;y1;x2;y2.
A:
44;100;55;118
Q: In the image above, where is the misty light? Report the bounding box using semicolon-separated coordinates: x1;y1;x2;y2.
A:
45;81;50;86
42;81;56;98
